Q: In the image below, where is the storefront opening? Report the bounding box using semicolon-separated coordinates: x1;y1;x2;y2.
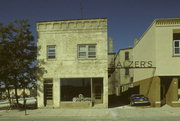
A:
60;78;91;102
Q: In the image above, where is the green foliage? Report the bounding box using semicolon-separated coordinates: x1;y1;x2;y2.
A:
0;20;46;105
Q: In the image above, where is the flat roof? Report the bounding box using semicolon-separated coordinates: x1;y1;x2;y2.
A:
37;17;107;23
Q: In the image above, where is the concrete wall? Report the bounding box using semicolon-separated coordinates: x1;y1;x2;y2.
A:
37;18;108;108
166;78;180;107
140;76;161;107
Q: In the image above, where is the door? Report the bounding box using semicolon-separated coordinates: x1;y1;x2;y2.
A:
94;85;103;103
44;79;53;106
92;78;103;104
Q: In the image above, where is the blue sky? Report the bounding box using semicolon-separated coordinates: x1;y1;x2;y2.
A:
0;0;180;52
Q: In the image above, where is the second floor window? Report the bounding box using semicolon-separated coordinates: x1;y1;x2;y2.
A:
174;40;180;55
173;33;180;56
78;44;96;59
125;52;129;60
47;45;56;59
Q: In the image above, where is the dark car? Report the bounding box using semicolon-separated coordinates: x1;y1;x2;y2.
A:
129;94;150;106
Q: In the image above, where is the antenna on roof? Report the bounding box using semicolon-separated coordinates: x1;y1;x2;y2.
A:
80;0;83;19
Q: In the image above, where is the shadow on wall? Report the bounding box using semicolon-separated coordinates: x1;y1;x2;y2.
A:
108;86;139;108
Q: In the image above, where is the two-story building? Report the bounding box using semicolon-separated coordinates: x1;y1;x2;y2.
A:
37;18;108;108
133;18;180;107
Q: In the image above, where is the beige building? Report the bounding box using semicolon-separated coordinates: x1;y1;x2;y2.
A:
108;47;134;96
37;18;108;108
114;48;133;94
133;18;180;107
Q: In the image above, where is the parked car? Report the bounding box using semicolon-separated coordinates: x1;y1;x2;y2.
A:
129;94;150;106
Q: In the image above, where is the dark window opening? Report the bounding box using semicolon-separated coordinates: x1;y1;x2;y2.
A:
125;52;129;60
173;33;180;40
125;68;129;76
130;77;133;83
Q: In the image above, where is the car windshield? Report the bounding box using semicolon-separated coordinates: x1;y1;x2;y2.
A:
131;94;144;97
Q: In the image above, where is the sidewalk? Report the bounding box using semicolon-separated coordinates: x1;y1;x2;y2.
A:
0;105;180;118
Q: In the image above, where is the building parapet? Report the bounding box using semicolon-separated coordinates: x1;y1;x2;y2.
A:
155;18;180;26
36;18;107;32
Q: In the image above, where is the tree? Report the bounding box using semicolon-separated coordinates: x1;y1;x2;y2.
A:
0;20;46;107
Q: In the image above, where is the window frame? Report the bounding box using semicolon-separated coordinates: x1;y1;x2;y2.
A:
47;45;56;59
78;44;96;59
173;40;180;56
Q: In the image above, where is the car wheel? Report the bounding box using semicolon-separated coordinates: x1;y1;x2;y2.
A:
130;101;134;106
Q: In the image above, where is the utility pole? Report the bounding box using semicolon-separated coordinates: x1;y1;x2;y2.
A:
80;0;83;18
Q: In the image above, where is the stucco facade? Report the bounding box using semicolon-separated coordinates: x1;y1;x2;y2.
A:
133;18;180;107
37;18;108;108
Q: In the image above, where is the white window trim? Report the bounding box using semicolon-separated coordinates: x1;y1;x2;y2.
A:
78;44;96;59
173;40;180;56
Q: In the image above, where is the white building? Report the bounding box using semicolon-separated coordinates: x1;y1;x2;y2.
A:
37;18;108;108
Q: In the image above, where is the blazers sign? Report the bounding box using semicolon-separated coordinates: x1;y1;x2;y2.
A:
116;61;153;68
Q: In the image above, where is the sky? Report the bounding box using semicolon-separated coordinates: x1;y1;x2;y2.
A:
0;0;180;52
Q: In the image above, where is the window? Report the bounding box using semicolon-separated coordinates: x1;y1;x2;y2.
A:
125;68;129;76
60;78;91;101
78;45;96;59
173;33;180;56
47;45;56;59
125;52;129;60
174;40;180;55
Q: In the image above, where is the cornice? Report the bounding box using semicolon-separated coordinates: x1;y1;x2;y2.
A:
155;18;180;26
37;19;107;32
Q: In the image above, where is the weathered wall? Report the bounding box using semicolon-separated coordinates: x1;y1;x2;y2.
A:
37;18;108;108
119;48;133;85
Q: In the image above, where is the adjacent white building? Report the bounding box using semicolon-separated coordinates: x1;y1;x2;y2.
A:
133;18;180;107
